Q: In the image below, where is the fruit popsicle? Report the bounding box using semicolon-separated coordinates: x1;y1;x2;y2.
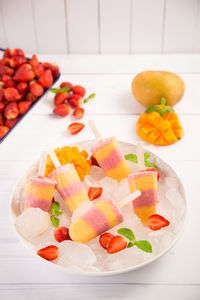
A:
69;191;141;243
49;163;89;213
128;171;158;225
89;121;131;182
24;151;57;212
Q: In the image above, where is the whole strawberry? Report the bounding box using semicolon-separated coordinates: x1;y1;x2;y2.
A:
38;69;53;88
30;81;44;97
13;64;35;82
4;88;21;102
4;102;19;119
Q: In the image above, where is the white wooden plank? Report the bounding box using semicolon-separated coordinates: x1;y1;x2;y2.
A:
66;0;99;54
164;0;198;53
0;1;7;48
194;0;200;52
1;0;37;53
33;0;67;54
131;0;165;53
0;284;199;300
100;0;130;54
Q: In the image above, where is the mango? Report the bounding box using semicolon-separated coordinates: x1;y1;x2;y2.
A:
131;71;185;107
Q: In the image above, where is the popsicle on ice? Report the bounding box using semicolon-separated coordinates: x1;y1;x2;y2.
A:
47;148;89;213
24;151;57;212
128;143;158;225
69;191;141;243
89;120;131;182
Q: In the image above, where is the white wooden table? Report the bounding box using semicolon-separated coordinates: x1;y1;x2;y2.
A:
0;55;199;299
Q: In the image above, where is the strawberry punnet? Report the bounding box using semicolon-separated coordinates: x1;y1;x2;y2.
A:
67;122;85;135
37;245;59;261
13;64;35;82
147;214;170;231
99;233;114;250
88;187;102;201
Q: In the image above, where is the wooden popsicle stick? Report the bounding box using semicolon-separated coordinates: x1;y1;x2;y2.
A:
88;120;102;142
136;142;145;170
118;190;141;209
38;151;47;177
46;146;61;169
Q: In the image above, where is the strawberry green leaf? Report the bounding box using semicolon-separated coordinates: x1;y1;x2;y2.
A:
135;240;152;253
50;216;59;227
127;241;135;248
145;160;159;170
50;201;62;216
84;93;96;103
124;154;137;163
117;228;136;242
50;87;70;94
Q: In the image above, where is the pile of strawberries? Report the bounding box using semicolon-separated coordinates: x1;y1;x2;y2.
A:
0;48;60;139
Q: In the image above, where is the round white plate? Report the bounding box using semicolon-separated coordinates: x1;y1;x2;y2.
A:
10;140;187;276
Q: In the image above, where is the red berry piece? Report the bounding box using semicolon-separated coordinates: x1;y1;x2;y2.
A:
4;102;19;119
88;187;103;201
107;235;127;254
53;103;71;117
54;227;71;243
68;94;83;107
73;107;84;119
147;214;170;231
99;233;114;250
0;126;9;139
72;85;86;97
67;122;85;135
37;245;59;261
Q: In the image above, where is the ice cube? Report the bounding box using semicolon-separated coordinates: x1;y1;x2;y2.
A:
57;240;96;269
84;166;105;187
114;178;130;202
15;208;51;240
71;200;94;222
100;177;118;197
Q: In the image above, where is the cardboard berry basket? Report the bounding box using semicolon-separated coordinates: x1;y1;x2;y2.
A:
0;48;60;143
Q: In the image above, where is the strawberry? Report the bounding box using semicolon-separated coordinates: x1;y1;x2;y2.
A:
17;82;28;95
0;82;4;88
90;155;99;167
30;81;44;97
18;101;32;114
26;92;37;102
0;113;4;126
88;187;102;201
5;117;19;129
4;102;19;119
0;65;14;77
67;122;85;135
0;102;5;112
147;214;170;231
107;235;127;254
33;64;44;77
0;58;10;66
72;85;86;97
9;56;27;69
0;89;5;101
29;54;39;67
2;75;16;88
42;62;51;69
99;233;114;250
139;168;160;180
38;69;53;88
11;48;25;57
0;126;9;139
54;227;71;243
13;64;35;82
54;92;68;106
60;82;73;89
5;87;21;102
68;94;83;107
37;245;59;261
49;63;60;79
53;103;71;117
3;48;12;58
73;107;84;119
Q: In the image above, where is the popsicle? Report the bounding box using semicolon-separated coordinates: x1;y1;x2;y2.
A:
69;190;141;243
47;148;89;213
89;120;131;182
128;143;158;225
24;151;57;212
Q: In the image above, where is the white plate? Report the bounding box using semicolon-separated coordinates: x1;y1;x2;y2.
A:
10;140;187;276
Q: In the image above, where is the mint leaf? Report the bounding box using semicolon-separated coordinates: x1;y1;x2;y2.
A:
124;154;137;163
84;93;96;103
50;202;60;215
50;216;59;227
144;152;150;160
161;97;166;105
127;241;135;248
117;228;135;242
50;87;70;94
54;210;63;216
145;160;159;170
136;240;152;253
145;105;161;114
165;106;175;113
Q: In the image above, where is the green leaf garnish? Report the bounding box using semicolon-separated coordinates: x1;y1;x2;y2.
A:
50;216;59;227
135;240;152;253
84;93;96;103
117;228;136;242
125;152;159;170
161;97;166;105
145;160;159;169
50;87;70;94
145;97;175;117
144;152;150;160
124;154;137;163
127;241;135;248
51;202;61;215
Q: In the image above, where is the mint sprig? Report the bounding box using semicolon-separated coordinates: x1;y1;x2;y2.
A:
117;228;152;253
83;93;96;103
145;97;175;117
125;152;159;170
50;87;70;94
50;201;63;227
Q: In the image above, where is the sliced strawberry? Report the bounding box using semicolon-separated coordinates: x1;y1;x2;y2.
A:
54;92;68;106
0;102;5;112
4;102;19;119
5;117;19;128
13;64;35;82
2;75;16;88
90;155;100;167
54;227;71;243
72;85;86;97
53;103;71;117
17;82;28;95
88;187;102;201
99;232;114;250
68;94;83;107
38;69;53;88
107;235;127;254
147;214;170;231
18;101;32;114
33;64;44;78
139;168;160;180
29;81;44;97
73;107;84;119
67;122;85;135
37;245;59;261
0;126;9;139
9;56;27;69
60;81;73;89
4;88;21;102
29;54;39;67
